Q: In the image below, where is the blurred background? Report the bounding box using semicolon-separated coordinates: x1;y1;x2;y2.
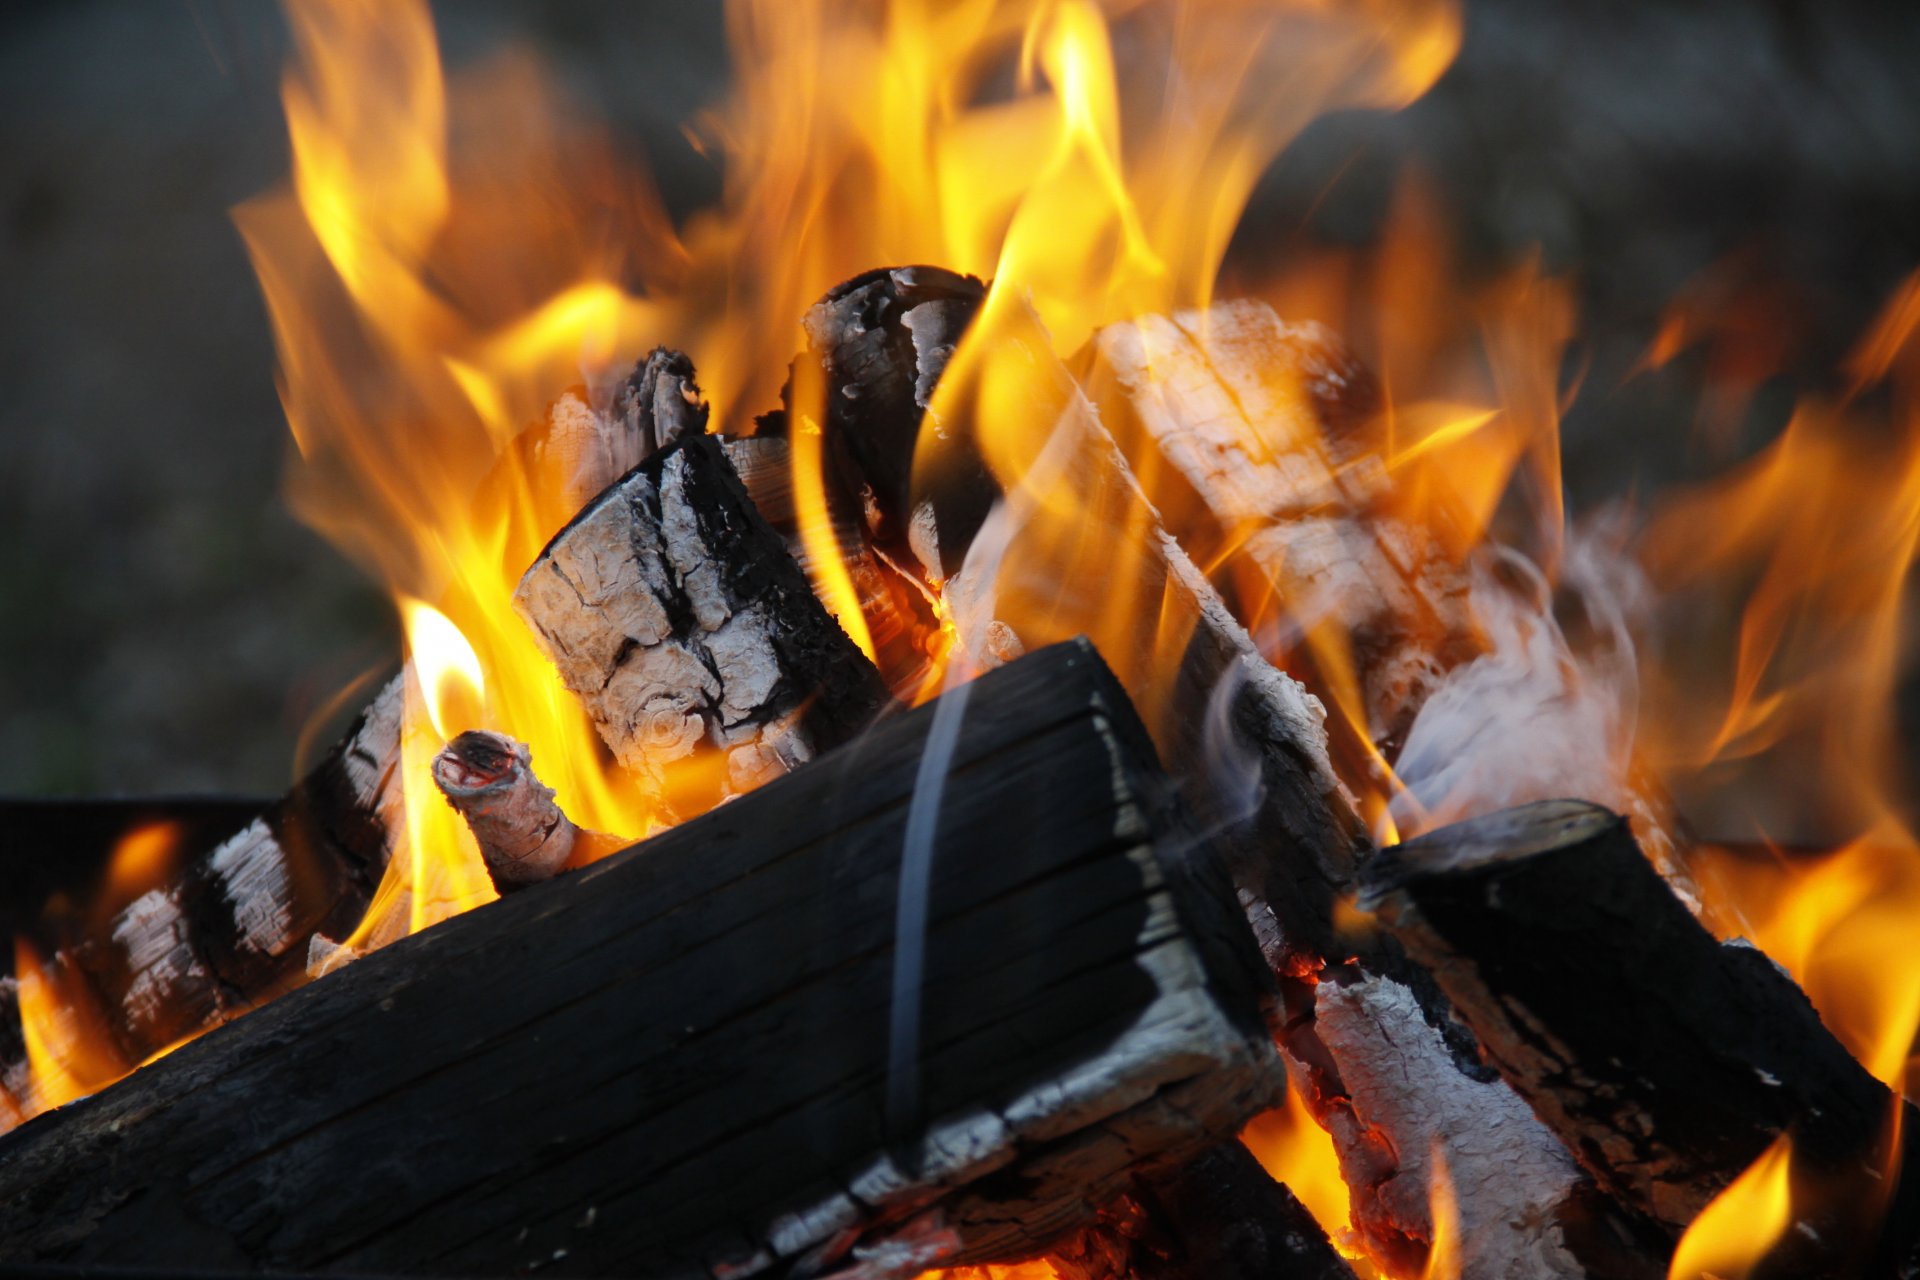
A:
1;0;1916;806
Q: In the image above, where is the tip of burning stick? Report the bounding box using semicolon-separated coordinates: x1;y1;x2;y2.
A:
433;730;526;796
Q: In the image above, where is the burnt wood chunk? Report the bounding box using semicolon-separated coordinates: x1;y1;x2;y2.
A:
515;433;890;818
0;679;403;1127
800;264;994;588
0;640;1284;1279
1360;799;1920;1277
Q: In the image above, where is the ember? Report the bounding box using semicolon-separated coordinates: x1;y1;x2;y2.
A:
3;1;1919;1278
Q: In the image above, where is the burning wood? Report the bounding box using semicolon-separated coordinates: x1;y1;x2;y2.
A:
1362;800;1920;1276
1058;1140;1360;1280
798;266;1368;963
0;677;404;1122
515;433;891;819
1084;302;1470;759
0;641;1285;1278
431;729;620;893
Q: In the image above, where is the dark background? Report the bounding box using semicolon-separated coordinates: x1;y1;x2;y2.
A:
2;0;1916;800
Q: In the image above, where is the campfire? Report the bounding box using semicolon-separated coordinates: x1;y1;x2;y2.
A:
4;1;1919;1278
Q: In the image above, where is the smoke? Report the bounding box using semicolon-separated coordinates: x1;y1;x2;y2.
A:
1390;516;1649;835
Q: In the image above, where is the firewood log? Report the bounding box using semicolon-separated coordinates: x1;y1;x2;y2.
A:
514;434;891;819
797;267;1367;964
0;678;404;1127
1360;799;1920;1277
0;640;1285;1279
1083;302;1470;764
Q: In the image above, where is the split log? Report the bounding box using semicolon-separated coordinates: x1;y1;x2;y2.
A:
0;679;404;1129
1083;302;1469;770
1086;304;1692;881
1274;965;1664;1280
798;266;1367;963
515;433;890;819
0;639;1285;1279
1360;799;1920;1277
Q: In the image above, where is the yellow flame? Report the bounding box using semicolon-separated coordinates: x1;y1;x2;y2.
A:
1243;1080;1366;1261
1419;1140;1461;1280
1666;1136;1794;1280
399;596;486;741
12;939;125;1113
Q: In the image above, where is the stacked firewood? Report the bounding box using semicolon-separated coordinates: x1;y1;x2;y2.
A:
0;268;1914;1280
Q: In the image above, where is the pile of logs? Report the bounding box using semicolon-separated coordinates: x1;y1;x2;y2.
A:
1;267;1915;1280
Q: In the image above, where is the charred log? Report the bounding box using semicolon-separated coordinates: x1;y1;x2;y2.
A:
1084;302;1469;768
799;265;996;589
515;434;890;819
0;640;1284;1279
1360;799;1920;1277
0;679;404;1126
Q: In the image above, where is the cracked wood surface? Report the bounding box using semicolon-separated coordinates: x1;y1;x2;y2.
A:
515;434;889;819
0;640;1283;1279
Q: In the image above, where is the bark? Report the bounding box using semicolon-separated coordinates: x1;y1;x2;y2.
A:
515;434;891;820
1361;799;1920;1277
0;640;1284;1280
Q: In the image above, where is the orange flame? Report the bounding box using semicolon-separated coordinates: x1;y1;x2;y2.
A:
1666;1136;1794;1280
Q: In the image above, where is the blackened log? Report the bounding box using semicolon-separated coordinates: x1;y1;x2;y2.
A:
1084;303;1469;777
515;434;890;818
0;640;1285;1279
616;346;709;459
799;265;996;588
800;268;1367;963
1360;799;1920;1277
0;679;403;1129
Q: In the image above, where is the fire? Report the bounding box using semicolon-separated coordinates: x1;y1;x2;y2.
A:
13;0;1920;1270
100;819;183;912
1421;1142;1460;1280
1665;1136;1794;1280
1242;1081;1370;1266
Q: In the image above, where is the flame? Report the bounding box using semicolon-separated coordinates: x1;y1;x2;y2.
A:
1243;1080;1377;1268
1666;1135;1794;1280
12;939;125;1113
227;0;1467;965
399;597;485;740
1421;1140;1460;1280
101;819;183;908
